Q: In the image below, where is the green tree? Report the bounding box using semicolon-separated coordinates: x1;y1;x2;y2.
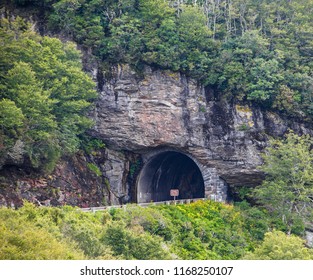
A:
0;207;85;260
5;62;57;141
254;131;313;234
102;223;170;259
17;0;313;119
0;99;25;155
0;17;97;172
244;230;313;260
247;58;284;102
0;99;24;134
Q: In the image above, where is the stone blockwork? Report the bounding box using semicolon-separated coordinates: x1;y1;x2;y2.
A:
136;149;228;203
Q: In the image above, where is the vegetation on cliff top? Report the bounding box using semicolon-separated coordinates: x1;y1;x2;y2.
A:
1;0;313;172
11;0;313;119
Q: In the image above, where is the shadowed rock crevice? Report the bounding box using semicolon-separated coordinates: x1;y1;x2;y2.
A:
137;151;205;203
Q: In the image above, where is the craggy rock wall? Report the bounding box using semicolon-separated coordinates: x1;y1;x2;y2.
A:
0;151;110;208
1;64;312;207
91;64;312;202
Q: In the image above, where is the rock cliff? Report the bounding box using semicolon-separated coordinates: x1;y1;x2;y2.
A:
1;63;312;207
90;64;312;203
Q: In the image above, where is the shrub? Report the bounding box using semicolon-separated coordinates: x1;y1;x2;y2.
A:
0;207;84;260
244;231;313;260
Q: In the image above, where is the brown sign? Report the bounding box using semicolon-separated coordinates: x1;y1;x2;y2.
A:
170;189;179;197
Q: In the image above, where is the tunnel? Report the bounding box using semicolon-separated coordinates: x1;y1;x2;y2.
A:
136;151;205;203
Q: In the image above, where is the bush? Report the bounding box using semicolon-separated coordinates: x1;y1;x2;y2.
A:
0;207;84;260
244;231;313;260
1;200;310;260
101;223;171;260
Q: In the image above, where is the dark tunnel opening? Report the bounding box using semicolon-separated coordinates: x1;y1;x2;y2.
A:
137;151;205;203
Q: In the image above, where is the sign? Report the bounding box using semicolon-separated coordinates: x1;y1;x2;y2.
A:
170;189;179;197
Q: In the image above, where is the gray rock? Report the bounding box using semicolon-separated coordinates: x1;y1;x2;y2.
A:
90;65;313;202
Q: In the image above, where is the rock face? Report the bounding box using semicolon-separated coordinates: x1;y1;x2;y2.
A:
1;7;311;207
1;63;312;207
0;151;110;208
90;64;313;203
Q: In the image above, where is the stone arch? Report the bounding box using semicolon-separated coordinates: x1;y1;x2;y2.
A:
136;150;207;203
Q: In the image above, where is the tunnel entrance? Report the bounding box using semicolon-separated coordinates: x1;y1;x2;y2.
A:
137;151;205;203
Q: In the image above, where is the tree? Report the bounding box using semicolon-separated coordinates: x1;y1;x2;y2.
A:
0;99;25;154
0;99;24;133
0;17;97;172
244;230;313;260
254;131;313;234
102;223;171;259
11;0;313;119
0;206;85;260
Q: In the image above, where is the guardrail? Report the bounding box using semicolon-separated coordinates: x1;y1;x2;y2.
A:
80;197;208;212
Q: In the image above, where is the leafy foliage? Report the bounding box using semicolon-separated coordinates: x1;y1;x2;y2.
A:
109;200;271;260
0;17;97;172
244;230;313;260
0;200;310;260
1;1;313;261
102;223;170;260
254;131;313;234
86;163;102;177
3;0;312;172
0;205;84;259
40;0;313;119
